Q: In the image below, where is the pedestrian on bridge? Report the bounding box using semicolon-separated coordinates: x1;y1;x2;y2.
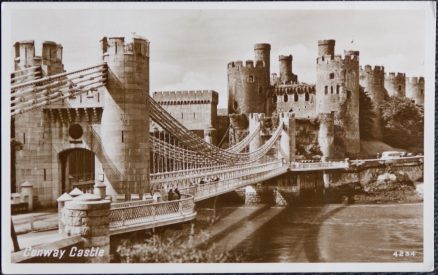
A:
168;189;175;201
175;188;181;200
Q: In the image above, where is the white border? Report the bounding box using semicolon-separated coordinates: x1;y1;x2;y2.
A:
1;1;435;273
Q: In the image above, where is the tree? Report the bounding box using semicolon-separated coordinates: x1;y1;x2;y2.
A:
359;87;377;140
379;96;424;149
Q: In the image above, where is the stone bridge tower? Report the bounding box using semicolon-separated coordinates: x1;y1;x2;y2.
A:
13;40;66;207
316;39;360;157
406;77;424;105
359;65;386;140
100;36;150;200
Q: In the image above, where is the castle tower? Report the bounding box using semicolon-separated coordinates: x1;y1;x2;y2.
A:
278;55;298;84
384;72;406;97
100;36;150;200
227;43;271;116
248;113;264;152
406;77;424;105
316;40;360;157
359;65;386;140
13;40;66;207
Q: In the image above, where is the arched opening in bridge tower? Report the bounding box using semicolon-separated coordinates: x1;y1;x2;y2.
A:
59;148;95;194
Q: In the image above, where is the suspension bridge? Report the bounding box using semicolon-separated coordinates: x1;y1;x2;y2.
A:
10;37;422;236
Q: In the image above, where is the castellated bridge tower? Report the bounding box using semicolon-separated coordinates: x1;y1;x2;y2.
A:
100;36;150;200
359;65;386;140
227;43;271;116
406;77;424;105
13;40;66;207
316;39;360;157
384;72;406;97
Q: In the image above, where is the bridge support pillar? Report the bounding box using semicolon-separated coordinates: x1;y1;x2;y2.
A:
318;112;335;161
100;36;150;200
249;113;264;152
62;194;111;263
279;112;296;163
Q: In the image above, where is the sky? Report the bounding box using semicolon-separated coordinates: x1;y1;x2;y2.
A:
6;3;429;108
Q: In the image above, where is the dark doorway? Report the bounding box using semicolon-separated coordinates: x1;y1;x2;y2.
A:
59;148;95;194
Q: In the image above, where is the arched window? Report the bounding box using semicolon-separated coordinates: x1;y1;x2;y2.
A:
330;86;333;94
329;73;335;79
347;90;351;99
294;93;299;102
421;89;424;95
283;94;288;102
398;85;402;92
336;85;340;94
305;92;309;101
259;86;263;94
324;86;328;95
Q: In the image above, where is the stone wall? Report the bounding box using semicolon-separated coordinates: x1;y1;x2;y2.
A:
275;84;316;118
153;90;218;131
384;72;406;97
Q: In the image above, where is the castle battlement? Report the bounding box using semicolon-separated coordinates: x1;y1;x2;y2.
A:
385;72;406;79
275;84;316;95
316;53;359;65
14;40;63;65
152;90;218;104
407;76;424;84
360;65;385;73
279;55;293;61
227;60;265;69
101;35;149;57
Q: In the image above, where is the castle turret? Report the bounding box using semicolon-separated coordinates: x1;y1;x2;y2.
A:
14;40;64;75
359;65;386;139
318;39;335;57
254;43;271;80
316;39;360;157
384;72;406;97
406;77;424;105
278;55;298;84
100;35;150;200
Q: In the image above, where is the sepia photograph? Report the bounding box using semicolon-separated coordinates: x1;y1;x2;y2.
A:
1;1;435;273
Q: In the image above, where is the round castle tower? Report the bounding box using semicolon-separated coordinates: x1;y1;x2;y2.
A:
278;55;298;84
100;36;150;200
227;43;271;116
316;39;360;156
359;65;386;140
406;77;424;105
384;72;405;97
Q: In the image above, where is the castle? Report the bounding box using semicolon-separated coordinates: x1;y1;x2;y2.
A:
226;39;424;159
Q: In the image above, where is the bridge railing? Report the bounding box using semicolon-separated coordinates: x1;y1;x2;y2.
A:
290;161;349;171
109;194;195;231
350;156;423;167
176;160;288;201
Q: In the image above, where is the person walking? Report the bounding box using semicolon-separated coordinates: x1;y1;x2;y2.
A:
175;188;181;200
168;189;175;201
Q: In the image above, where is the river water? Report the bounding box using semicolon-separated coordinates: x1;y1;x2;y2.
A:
232;203;423;263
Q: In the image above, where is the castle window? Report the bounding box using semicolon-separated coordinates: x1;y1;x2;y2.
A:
233;100;239;111
330;86;333;94
43;168;47;181
398;85;402;92
181;113;184;119
23;133;26;144
283;94;288;102
347;90;351;99
258;86;263;94
272;96;277;103
294;93;298;102
193;113;196;119
305;92;309;101
329;73;335;79
336;85;340;94
248;75;254;83
324;86;328;95
121;131;124;143
421;89;424;95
